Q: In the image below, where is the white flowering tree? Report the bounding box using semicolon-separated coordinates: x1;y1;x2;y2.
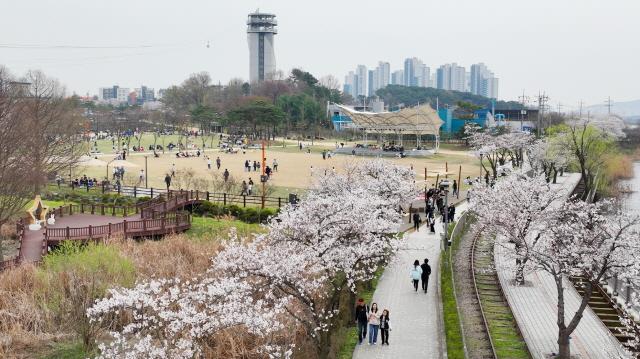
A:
470;174;563;284
527;138;571;183
87;276;290;358
466;123;534;178
88;160;415;358
472;172;640;359
529;200;640;359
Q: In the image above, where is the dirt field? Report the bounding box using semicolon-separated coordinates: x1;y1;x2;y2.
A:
76;142;481;195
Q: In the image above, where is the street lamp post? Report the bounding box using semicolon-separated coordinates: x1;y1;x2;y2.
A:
145;156;148;188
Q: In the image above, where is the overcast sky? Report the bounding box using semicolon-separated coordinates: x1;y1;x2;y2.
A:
1;0;638;110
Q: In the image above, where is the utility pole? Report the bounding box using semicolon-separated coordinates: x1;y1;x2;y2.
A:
579;100;584;119
536;91;549;136
604;96;613;116
518;90;529;131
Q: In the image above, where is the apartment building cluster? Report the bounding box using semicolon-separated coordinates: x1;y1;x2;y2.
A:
97;85;157;106
343;59;499;100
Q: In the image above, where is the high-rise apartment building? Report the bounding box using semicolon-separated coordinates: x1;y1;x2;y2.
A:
391;70;404;85
344;71;357;98
247;11;277;83
402;57;430;87
436;63;466;92
374;61;390;92
470;63;499;99
356;65;368;97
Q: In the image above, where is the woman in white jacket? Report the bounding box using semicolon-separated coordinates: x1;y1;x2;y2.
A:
410;259;423;292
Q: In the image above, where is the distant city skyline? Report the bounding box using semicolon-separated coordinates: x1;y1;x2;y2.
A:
1;0;639;110
344;60;498;101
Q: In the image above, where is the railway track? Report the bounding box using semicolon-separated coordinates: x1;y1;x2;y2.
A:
470;230;530;359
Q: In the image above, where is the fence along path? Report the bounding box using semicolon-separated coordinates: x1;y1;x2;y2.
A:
11;190;198;267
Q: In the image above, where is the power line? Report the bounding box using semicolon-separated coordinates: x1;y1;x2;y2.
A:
0;42;199;49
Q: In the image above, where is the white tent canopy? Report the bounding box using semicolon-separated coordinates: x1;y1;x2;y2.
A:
336;104;444;150
336;104;443;135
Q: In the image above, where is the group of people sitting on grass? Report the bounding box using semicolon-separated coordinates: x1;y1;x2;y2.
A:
70;175;99;189
175;150;201;158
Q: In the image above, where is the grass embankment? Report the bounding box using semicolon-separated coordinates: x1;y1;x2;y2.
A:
188;216;265;240
441;220;465;359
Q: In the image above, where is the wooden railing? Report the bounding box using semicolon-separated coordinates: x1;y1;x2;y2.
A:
50;182;288;208
44;212;191;242
49;202;144;219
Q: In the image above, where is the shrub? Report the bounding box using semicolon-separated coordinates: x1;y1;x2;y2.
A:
240;207;259;223
38;241;136;349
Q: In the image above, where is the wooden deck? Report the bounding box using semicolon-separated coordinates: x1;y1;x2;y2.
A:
14;191;197;266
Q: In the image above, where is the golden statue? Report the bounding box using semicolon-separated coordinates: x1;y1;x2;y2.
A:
27;195;49;226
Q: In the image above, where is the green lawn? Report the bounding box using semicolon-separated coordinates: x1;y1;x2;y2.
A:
186;216;265;241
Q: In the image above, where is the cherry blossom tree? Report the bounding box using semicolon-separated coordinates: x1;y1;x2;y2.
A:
529;200;640;359
465;124;533;178
472;171;640;359
88;160;415;358
527;138;571;183
470;174;563;284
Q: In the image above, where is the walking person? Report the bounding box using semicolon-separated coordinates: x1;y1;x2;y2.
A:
138;169;145;186
367;303;380;345
273;158;278;172
355;298;369;345
207;157;212;170
171;163;176;178
410;260;423;292
223;169;230;182
429;217;436;233
379;309;391;345
448;204;456;222
164;173;171;191
452;179;458;198
248;178;254;195
216;156;221;170
420;259;432;293
412;212;421;231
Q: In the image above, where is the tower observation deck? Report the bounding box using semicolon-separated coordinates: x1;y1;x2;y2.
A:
247;11;277;83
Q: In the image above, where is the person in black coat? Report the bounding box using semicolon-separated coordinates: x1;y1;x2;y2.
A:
448;204;456;222
379;309;391;345
420;258;432;293
412;212;421;231
354;298;369;345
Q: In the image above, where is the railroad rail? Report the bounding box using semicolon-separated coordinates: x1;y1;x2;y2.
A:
470;229;531;358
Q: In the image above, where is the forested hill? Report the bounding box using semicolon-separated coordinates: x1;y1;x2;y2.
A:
375;85;523;110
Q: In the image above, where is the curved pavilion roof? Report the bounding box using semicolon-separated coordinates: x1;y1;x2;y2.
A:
336;104;443;135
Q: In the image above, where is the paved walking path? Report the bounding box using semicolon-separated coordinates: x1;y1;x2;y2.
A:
353;200;468;359
494;173;626;359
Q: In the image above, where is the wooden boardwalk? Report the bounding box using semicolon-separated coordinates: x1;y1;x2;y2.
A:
14;191;196;266
494;173;626;359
